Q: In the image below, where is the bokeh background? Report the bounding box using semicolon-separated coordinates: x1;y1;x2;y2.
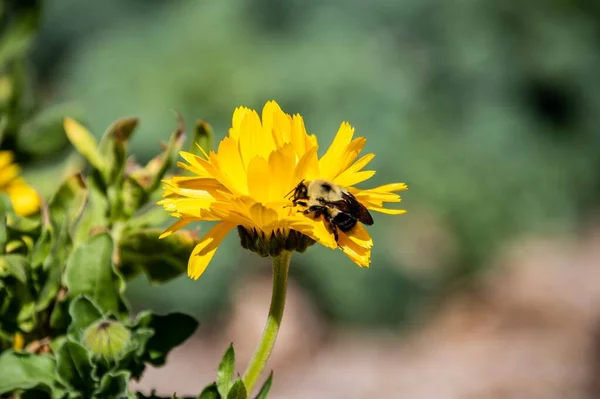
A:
5;0;600;397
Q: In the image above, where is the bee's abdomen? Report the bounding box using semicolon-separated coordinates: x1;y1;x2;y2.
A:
333;213;357;232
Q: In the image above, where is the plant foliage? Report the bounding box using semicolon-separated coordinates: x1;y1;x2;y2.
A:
0;115;201;397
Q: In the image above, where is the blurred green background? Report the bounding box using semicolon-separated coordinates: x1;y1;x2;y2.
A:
8;0;600;327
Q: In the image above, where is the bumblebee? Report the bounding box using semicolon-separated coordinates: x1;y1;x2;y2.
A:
287;179;374;242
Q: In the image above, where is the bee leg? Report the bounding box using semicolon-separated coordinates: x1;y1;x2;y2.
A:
303;206;340;243
331;223;339;243
303;205;326;216
322;212;339;243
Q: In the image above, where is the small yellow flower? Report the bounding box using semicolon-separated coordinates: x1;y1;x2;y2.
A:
0;151;40;216
159;101;407;279
13;332;24;351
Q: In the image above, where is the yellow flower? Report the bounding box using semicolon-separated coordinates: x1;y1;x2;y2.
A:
0;151;40;216
159;101;407;279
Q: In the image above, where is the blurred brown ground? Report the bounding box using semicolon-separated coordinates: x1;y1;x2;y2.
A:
133;223;600;399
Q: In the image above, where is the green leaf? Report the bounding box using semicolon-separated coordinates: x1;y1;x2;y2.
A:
48;174;88;232
72;172;109;245
119;324;153;358
0;351;58;395
198;384;221;399
146;117;186;193
253;372;273;399
50;336;67;354
126;198;168;230
0;197;8;251
16;103;82;157
118;228;196;283
35;262;63;313
93;370;130;398
5;212;41;234
56;340;95;393
0;2;40;64
217;344;235;398
0;254;28;283
30;224;53;270
226;379;247;399
116;326;153;380
99;117;138;155
49;297;70;332
64;232;128;316
21;388;55;399
131;327;155;358
17;299;37;332
192;119;214;156
135;392;194;399
122;177;148;218
0;255;36;332
99;118;139;220
5;239;25;253
137;312;199;366
67;296;103;339
64;118;107;172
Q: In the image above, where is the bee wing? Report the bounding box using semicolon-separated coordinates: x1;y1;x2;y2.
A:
329;192;374;226
345;192;374;225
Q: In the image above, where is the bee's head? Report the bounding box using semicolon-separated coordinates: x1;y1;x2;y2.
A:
286;180;309;203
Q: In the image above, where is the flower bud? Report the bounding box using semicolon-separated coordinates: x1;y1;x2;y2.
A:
83;319;130;360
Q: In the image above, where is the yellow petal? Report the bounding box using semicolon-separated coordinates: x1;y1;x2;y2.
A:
294;146;320;182
170;177;224;194
267;144;296;200
5;178;40;216
249;203;279;230
246;156;270;203
319;122;355;180
215;137;248;194
371;182;408;193
159;218;196;239
178;151;211;177
158;197;215;217
367;207;406;215
0;151;14;170
334;170;376;187
337;227;372;267
351;182;408;206
0;163;20;187
188;222;235;279
333;153;375;187
346;223;373;248
337;137;367;173
238;109;275;165
287;216;337;249
262;101;292;148
230;106;252;140
289;114;317;158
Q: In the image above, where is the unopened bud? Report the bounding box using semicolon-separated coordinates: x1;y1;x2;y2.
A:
83;319;130;359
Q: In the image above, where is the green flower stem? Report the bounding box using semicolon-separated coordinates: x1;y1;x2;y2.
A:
242;250;292;393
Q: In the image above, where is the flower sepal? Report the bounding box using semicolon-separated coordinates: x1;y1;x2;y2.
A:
237;226;315;258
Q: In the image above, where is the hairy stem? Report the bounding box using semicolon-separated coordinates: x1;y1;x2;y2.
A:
242;250;292;393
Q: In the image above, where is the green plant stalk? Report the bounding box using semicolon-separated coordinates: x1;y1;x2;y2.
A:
242;250;291;393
